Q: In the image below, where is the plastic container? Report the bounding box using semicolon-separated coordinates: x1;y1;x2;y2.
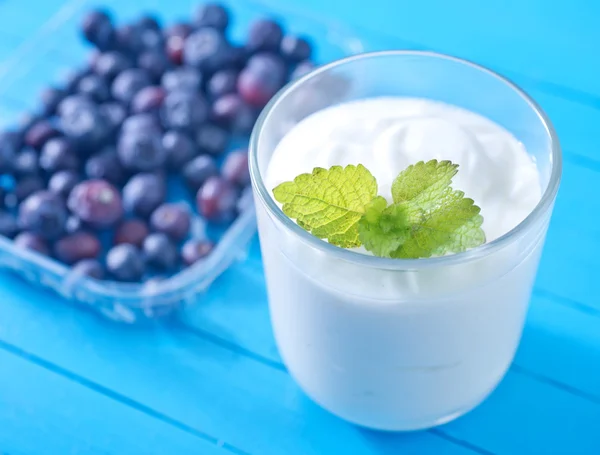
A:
250;51;561;430
0;0;364;322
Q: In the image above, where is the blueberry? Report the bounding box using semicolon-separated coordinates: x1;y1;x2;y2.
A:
0;211;18;238
207;69;238;98
196;176;237;222
183;28;231;72
13;149;40;176
60;97;111;149
114;219;149;247
161;90;209;132
40;138;79;173
122;172;165;218
182;155;218;192
65;215;83;234
77;74;110;102
68;180;123;227
161;67;202;92
194;3;229;31
122;113;161;134
212;94;256;134
280;36;312;62
150;203;191;240
162;130;198;170
143;232;179;270
221;149;250;186
138;50;170;81
238;53;286;107
81;9;115;51
14;232;49;255
106;243;144;282
18;191;67;239
93;51;133;81
72;259;104;279
246;19;283;53
115;24;144;55
181;239;214;265
24;120;60;150
117;130;167;172
63;67;92;94
54;231;101;265
131;86;166;114
165;35;185;65
85;147;125;185
163;22;193;39
227;46;248;69
99;101;127;136
137;14;161;32
14;177;45;202
291;60;315;80
196;123;228;156
40;87;66;116
58;94;91;117
138;26;164;52
111;68;152;105
0;131;20;173
48;170;80;199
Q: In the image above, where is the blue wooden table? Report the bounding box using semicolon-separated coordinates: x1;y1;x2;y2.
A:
0;0;598;454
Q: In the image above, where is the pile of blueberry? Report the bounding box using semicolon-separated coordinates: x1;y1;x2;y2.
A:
0;3;315;282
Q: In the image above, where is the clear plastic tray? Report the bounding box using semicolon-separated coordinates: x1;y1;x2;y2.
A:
0;0;364;322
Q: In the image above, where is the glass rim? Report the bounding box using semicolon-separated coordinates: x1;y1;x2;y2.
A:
249;50;562;270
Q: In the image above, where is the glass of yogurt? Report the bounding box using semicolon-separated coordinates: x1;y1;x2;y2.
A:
249;51;561;431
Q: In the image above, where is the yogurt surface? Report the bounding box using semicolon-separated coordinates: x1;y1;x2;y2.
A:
265;97;542;244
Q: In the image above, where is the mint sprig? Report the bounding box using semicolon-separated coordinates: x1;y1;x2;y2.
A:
273;160;485;259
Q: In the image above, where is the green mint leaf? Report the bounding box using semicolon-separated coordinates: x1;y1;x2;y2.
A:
272;164;377;248
357;196;412;257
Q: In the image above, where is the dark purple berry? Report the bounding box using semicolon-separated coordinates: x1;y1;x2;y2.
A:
14;232;49;255
0;211;18;238
143;232;179;270
150;203;191;240
182;155;218;192
194;3;229;30
196;123;228;156
162;130;197;170
161;67;202;92
161;90;209;132
40;87;66;116
18;191;67;239
122;113;161;134
122;173;166;218
14;177;45;202
221;149;250;186
48;170;80;199
93;51;133;81
60;97;111;149
68;180;123;227
212;94;256;133
0;131;20;173
138;50;170;81
40;138;79;173
106;243;144;282
77;74;110;102
72;259;104;279
207;69;238;98
81;9;115;51
111;69;152;105
13;149;40;177
165;35;185;65
238;53;286;107
117;130;167;172
163;22;193;39
291;60;315;80
196;176;237;222
131;86;166;114
99;102;127;134
114;219;149;247
246;19;283;53
24;120;60;150
181;239;213;265
280;36;312;62
54;231;101;265
183;28;231;72
85;147;125;185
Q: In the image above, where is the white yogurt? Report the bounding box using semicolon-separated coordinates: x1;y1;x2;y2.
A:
255;97;547;430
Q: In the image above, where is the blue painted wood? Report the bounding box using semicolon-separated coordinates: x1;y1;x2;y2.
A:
0;0;598;454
